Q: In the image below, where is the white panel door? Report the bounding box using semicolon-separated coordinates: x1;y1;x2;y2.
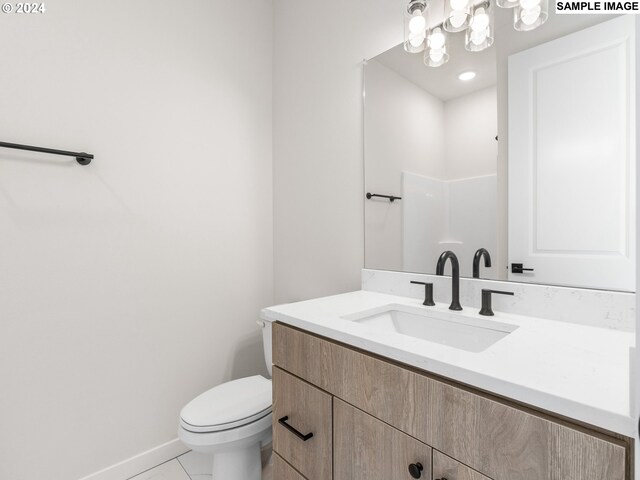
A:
508;16;636;291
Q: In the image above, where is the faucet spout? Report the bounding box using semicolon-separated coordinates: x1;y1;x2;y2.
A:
436;250;462;311
472;248;492;279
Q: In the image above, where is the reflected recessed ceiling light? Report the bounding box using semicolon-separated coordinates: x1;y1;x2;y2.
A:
458;71;476;81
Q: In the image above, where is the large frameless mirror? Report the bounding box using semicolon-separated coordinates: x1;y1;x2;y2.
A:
364;8;636;292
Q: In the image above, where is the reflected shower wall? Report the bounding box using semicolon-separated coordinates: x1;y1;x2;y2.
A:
403;171;497;278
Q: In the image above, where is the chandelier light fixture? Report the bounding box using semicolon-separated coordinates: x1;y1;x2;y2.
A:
444;0;471;32
404;0;429;53
513;0;548;31
404;0;548;67
466;1;494;52
425;26;450;67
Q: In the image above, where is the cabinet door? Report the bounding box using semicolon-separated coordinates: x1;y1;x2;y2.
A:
433;450;491;480
273;453;307;480
273;367;332;480
334;398;432;480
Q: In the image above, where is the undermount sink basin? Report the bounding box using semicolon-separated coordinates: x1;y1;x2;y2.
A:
342;304;518;353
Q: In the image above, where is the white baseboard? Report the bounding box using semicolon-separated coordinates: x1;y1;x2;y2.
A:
78;438;190;480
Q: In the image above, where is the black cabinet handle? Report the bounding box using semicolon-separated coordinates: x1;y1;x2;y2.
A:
435;478;448;480
278;416;314;441
408;463;423;478
511;263;534;274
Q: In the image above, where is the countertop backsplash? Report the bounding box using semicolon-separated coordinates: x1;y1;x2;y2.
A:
362;269;635;332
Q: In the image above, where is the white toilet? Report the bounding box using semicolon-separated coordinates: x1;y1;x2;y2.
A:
178;320;273;480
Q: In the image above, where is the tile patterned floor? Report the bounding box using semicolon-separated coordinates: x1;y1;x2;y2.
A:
130;449;273;480
129;460;190;480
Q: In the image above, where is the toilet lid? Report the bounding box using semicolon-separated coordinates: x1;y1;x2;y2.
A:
180;375;272;433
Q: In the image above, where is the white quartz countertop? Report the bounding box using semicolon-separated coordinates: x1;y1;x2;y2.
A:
261;290;636;437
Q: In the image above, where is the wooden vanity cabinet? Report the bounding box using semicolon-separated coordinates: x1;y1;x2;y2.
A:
271;322;631;480
333;398;432;480
433;450;492;480
273;453;307;480
272;368;332;480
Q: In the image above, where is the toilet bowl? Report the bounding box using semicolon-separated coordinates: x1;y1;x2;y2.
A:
178;320;273;480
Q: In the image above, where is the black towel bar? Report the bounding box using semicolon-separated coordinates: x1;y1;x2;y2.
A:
366;192;402;202
0;141;94;165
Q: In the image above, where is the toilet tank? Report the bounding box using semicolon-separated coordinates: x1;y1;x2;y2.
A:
259;318;273;377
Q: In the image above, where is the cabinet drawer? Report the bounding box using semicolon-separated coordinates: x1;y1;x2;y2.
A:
334;398;432;480
273;323;628;480
433;450;491;480
273;453;307;480
273;367;332;480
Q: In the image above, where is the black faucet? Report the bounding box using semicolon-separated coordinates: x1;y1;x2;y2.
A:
473;248;492;278
479;289;514;316
410;281;435;306
435;251;462;311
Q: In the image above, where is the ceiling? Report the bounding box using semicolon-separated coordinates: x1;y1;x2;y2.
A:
373;32;497;102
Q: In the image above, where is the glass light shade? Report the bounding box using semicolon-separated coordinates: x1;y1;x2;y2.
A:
465;2;494;52
444;0;471;32
496;0;519;8
513;0;548;31
424;26;450;67
404;0;428;53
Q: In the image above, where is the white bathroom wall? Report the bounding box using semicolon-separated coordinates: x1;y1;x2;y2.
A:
442;87;498;277
443;87;498;181
402;173;446;274
0;2;273;479
273;0;405;302
365;60;447;182
447;175;498;278
364;60;445;272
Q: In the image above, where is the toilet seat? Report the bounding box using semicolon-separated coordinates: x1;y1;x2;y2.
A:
179;411;273;451
179;375;272;433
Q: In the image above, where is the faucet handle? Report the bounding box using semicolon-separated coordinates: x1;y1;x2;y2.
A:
410;281;435;306
479;289;514;316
